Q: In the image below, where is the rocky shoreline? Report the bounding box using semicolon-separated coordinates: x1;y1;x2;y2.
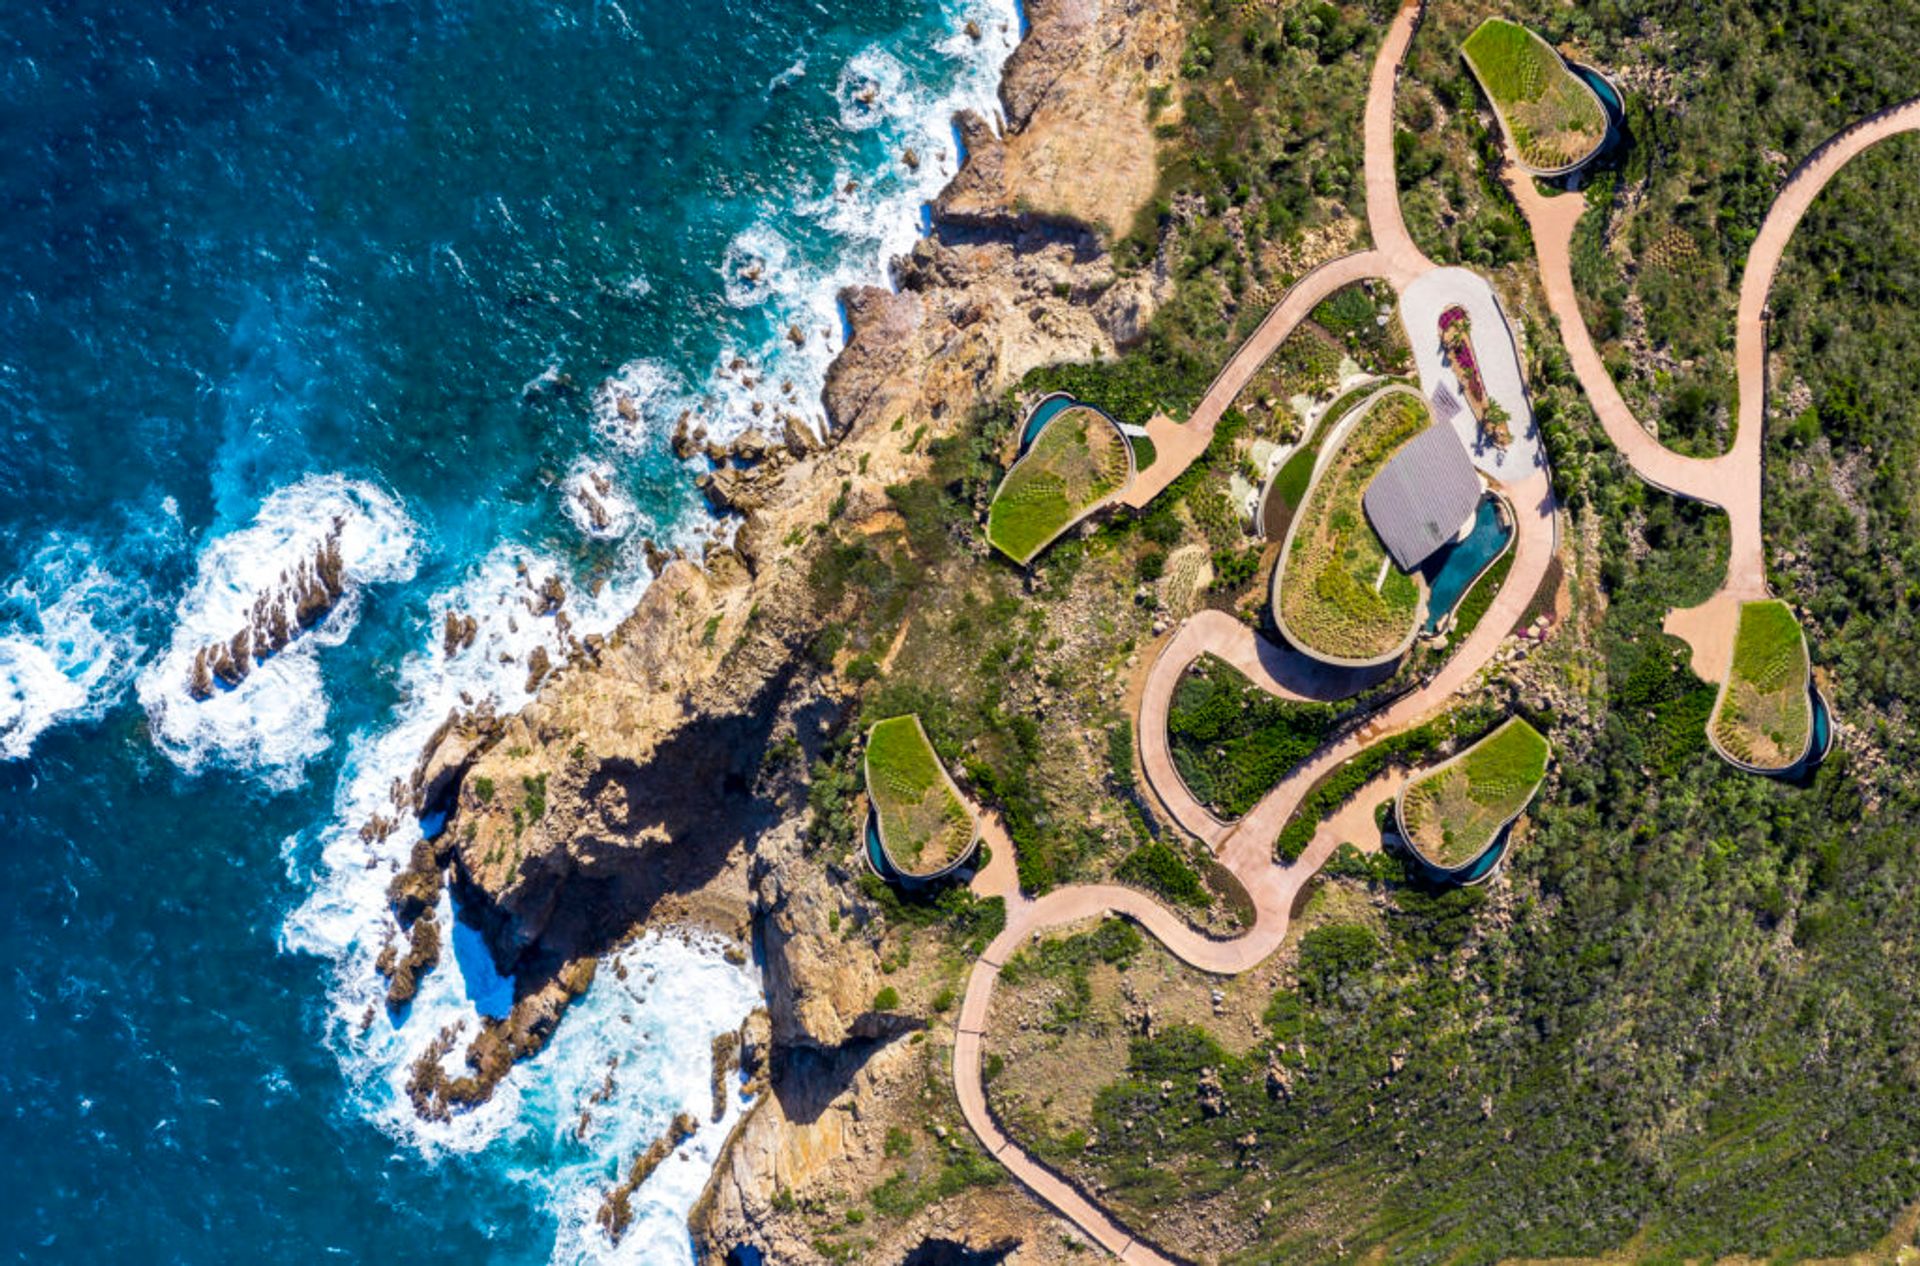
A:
368;0;1186;1258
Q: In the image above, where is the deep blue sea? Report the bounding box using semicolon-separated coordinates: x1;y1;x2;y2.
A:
0;0;1016;1258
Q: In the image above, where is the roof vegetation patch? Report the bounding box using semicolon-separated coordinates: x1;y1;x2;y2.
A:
1399;717;1551;870
987;404;1133;564
1712;599;1813;771
864;715;976;876
1272;389;1429;663
1461;18;1608;175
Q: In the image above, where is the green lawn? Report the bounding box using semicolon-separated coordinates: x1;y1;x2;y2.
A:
865;715;975;875
1713;599;1812;770
1461;19;1607;174
986;405;1132;564
1273;389;1427;662
1399;717;1550;870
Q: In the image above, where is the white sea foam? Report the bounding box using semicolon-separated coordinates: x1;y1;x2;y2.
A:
279;527;757;1260
719;225;793;310
135;474;417;786
0;535;146;759
562;458;641;541
689;0;1021;450
591;358;694;454
835;47;908;132
274;3;1023;1255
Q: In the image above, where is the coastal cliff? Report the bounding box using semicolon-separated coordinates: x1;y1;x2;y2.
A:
381;0;1187;1253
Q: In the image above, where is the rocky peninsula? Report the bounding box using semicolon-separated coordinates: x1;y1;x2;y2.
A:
367;0;1187;1257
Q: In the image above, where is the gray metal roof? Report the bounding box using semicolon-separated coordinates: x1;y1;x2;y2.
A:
1363;424;1482;571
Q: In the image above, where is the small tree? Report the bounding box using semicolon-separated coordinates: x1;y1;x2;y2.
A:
1482;399;1513;449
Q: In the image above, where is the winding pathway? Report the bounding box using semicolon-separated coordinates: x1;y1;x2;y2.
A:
945;8;1920;1256
1504;96;1920;680
948;7;1564;1258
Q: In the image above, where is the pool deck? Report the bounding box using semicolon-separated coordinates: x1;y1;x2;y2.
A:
1400;266;1544;486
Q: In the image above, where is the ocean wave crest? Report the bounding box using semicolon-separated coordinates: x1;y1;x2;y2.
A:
562;458;641;541
0;535;147;759
835;47;908;132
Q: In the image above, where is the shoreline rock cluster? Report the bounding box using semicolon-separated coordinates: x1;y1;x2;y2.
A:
360;0;1186;1258
186;519;347;698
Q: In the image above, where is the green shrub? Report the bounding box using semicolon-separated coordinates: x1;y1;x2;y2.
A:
1115;839;1209;908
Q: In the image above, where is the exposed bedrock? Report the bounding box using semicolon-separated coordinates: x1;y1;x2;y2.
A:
186;518;349;698
373;10;1183;1262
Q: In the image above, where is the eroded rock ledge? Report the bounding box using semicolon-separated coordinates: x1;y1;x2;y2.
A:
366;0;1185;1258
186;519;347;697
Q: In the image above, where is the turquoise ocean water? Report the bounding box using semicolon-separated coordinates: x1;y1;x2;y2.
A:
0;0;1017;1258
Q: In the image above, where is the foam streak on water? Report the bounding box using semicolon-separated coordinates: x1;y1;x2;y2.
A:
0;535;147;759
1;0;1027;1257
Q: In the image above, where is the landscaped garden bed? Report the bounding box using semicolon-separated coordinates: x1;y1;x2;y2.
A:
1711;599;1813;771
1272;388;1429;663
987;403;1134;564
864;715;977;877
1166;654;1338;819
1461;18;1608;176
1397;716;1551;871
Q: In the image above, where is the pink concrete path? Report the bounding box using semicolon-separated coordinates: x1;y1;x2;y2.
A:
1118;3;1436;513
1505;96;1920;677
946;6;1570;1257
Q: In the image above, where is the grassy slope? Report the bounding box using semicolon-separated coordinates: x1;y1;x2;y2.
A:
1714;598;1812;766
987;407;1128;563
1401;716;1550;867
866;716;971;872
1275;391;1426;659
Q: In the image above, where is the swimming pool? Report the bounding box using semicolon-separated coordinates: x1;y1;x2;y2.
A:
1020;392;1076;451
1420;495;1513;633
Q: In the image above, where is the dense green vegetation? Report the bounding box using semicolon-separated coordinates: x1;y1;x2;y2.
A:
986;406;1131;564
1398;716;1551;868
865;715;973;874
1459;18;1606;173
1404;0;1920;447
1166;654;1338;818
807;2;1920;1259
1272;710;1477;862
1115;839;1209;908
1714;598;1813;769
1767;131;1920;776
1273;389;1427;661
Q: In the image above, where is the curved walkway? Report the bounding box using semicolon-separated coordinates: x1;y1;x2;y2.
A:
948;6;1562;1257
1119;2;1436;513
1505;96;1920;677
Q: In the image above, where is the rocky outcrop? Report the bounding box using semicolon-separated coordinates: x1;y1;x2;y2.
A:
405;957;598;1121
369;3;1186;1258
936;0;1185;238
186;519;348;697
599;1109;701;1242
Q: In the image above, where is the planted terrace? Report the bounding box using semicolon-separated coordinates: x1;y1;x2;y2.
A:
864;715;977;878
1461;18;1608;176
1711;599;1813;772
1397;716;1551;873
986;401;1134;565
1272;388;1428;664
